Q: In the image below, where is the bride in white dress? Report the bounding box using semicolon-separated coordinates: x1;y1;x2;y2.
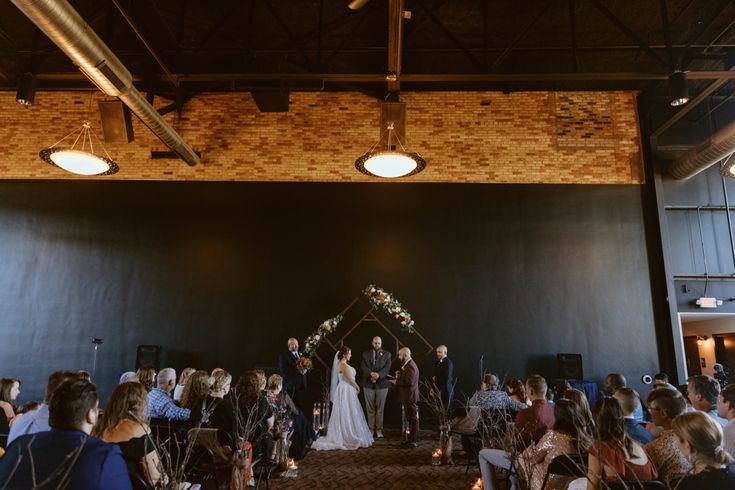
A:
312;346;374;450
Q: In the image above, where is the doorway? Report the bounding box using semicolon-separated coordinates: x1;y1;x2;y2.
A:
678;312;735;381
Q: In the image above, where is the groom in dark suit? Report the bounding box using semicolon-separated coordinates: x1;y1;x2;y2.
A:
392;346;420;447
361;336;392;438
278;337;308;413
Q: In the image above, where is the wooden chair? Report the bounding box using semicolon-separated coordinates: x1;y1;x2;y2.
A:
540;453;587;490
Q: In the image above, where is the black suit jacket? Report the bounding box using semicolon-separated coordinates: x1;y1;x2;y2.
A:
433;357;454;397
278;350;307;394
360;349;392;389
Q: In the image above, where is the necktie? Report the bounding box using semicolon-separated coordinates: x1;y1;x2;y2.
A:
373;350;377;367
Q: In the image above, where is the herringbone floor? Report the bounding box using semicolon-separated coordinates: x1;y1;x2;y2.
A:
270;430;481;490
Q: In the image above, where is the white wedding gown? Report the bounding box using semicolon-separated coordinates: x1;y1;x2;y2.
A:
312;364;374;451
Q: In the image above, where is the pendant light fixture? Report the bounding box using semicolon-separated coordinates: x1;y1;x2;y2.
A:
354;101;426;179
39;121;119;176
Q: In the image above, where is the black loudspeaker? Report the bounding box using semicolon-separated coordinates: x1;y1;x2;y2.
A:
557;353;583;380
136;345;162;371
98;100;134;143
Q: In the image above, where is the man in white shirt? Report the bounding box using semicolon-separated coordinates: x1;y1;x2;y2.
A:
688;375;728;427
718;383;735;457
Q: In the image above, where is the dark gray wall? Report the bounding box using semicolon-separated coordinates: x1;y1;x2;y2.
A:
0;181;660;405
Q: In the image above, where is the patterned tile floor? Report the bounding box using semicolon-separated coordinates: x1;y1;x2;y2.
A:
268;430;481;490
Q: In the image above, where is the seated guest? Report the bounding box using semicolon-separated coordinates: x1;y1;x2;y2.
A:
565;388;595;433
0;378;132;489
645;387;691;483
688;374;728;427
136;365;156;393
179;370;211;411
673;411;735;488
235;371;274;460
0;378;20;435
479;375;554;490
585;396;657;489
147;367;190;421
519;399;592;490
119;371;137;384
8;370;78;445
506;377;527;406
190;370;237;445
453;374;527;434
718;383;735;457
16;401;40;415
613;387;652;444
515;374;555;440
603;373;644;422
94;382;166;487
267;374;312;459
174;367;195;402
653;372;678;391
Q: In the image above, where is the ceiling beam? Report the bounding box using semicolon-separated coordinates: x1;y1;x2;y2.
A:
21;70;735;85
589;0;670;70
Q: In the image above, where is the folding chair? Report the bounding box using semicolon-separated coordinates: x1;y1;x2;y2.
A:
606;481;667;490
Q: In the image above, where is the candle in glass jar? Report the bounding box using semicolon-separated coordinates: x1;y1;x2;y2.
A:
432;449;442;466
471;477;482;489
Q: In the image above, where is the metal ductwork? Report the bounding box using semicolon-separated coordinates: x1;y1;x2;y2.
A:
11;0;199;166
669;120;735;179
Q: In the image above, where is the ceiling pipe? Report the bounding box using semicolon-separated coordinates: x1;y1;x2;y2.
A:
11;0;199;166
668;120;735;179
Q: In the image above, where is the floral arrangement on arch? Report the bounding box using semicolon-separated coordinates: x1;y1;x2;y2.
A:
363;284;415;333
302;315;343;361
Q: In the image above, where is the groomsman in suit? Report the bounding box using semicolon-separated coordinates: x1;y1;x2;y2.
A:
278;337;308;413
361;336;392;438
392;347;420;447
432;344;454;413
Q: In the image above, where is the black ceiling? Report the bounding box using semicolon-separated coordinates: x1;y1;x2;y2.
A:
0;0;733;98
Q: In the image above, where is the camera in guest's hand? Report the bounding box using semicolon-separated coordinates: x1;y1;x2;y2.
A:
641;374;653;385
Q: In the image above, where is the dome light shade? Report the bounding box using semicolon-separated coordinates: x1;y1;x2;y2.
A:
356;150;425;178
668;71;689;107
354;120;426;178
41;148;118;175
39;121;119;176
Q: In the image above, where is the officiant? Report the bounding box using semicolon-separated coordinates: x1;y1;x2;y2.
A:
360;336;392;438
278;337;308;414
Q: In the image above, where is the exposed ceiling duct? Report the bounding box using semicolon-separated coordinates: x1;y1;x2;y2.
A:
669;121;735;179
10;0;200;166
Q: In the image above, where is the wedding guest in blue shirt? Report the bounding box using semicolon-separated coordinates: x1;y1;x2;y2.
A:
0;378;132;489
147;367;191;421
7;370;79;446
614;387;653;444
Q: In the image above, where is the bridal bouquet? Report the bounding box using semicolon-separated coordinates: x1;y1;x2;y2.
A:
295;357;312;375
363;284;415;333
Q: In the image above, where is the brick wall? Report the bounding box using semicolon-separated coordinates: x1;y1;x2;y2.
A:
0;90;643;183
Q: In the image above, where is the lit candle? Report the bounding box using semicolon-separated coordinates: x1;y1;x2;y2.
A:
471;477;482;489
287;458;297;470
432;449;442;466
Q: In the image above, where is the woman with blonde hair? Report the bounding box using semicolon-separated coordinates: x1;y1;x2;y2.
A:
174;367;195;402
190;370;237;444
94;382;166;487
673;411;735;488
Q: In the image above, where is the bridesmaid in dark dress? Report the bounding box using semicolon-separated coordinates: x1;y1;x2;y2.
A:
94;381;165;487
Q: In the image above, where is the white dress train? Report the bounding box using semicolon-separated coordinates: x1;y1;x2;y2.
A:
312;364;374;450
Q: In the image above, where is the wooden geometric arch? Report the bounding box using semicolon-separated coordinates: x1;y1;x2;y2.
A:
310;294;434;373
